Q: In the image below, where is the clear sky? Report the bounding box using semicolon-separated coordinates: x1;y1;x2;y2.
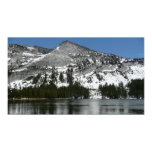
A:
8;37;144;58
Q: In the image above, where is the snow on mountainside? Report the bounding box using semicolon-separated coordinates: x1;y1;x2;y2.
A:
8;41;144;98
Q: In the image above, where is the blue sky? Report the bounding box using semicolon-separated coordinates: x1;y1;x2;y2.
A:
8;37;144;58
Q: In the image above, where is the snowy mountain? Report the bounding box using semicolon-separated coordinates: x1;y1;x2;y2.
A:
8;41;144;98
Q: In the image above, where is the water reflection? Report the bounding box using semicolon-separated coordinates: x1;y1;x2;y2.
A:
8;99;144;115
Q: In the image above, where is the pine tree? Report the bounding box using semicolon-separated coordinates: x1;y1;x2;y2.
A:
33;73;41;84
67;68;73;85
59;72;64;83
43;73;47;84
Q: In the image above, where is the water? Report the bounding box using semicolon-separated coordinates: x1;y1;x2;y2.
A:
8;99;144;115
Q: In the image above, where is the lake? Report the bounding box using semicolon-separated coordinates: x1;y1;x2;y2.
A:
8;99;144;115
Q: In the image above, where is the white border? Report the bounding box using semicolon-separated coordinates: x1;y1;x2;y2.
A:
0;0;152;152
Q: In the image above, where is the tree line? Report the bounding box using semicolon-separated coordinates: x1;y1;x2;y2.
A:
127;79;144;99
8;81;89;99
99;79;144;99
8;79;144;99
99;82;127;99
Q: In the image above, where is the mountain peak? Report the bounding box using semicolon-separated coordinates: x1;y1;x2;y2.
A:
55;40;92;54
59;40;75;46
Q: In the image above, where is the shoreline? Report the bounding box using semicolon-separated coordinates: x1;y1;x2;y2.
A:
8;98;47;101
8;97;144;101
8;97;76;101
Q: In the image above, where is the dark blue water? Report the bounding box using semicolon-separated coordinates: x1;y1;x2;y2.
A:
8;99;144;115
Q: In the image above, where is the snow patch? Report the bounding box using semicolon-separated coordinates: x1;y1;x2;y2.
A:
23;52;35;57
90;90;102;99
13;68;27;72
27;46;35;51
120;58;126;63
56;46;60;50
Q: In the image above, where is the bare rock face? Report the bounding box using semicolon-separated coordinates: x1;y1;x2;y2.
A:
8;41;144;89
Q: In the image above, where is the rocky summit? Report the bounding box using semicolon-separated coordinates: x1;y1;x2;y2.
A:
8;41;144;98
